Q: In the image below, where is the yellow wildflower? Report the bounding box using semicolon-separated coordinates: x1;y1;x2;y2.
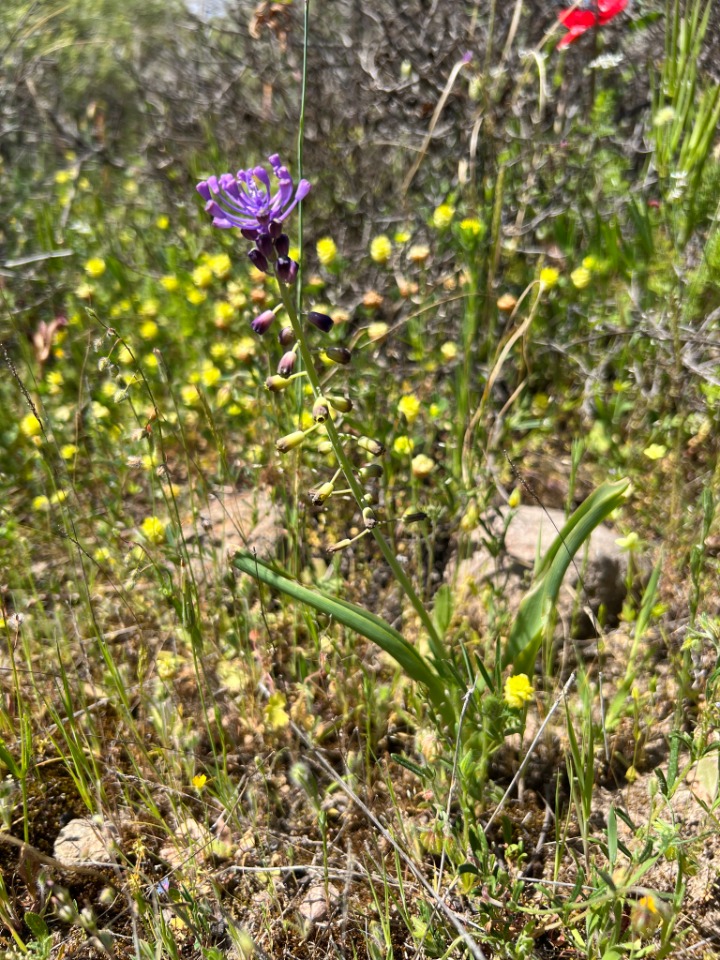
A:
32;495;50;511
191;265;213;288
186;287;206;305
432;204;455;229
370;235;393;264
60;444;78;460
50;490;67;505
143;353;158;370
504;674;534;709
210;342;228;359
156;215;169;230
54;170;72;185
84;258;106;278
200;365;221;388
316;237;338;267
539;267;560;289
139;320;158;340
192;774;208;790
20;413;42;438
398;394;421;423
75;283;94;300
411;453;435;478
181;384;200;405
47;370;64;394
459;217;484;237
643;443;667;461
393;436;414;455
213;301;235;328
571;267;591;289
139;299;158;318
440;341;458;361
160;275;179;292
394;229;411;244
232;337;256;361
140;516;166;545
208;253;232;279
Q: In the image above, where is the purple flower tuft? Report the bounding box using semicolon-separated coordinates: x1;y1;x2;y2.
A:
196;155;311;233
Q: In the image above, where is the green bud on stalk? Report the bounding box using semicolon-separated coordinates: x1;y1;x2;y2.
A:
357;436;385;456
276;430;307;453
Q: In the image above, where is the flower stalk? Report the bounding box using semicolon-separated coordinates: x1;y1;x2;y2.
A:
275;279;447;666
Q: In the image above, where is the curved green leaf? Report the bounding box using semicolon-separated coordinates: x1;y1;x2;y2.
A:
503;479;630;674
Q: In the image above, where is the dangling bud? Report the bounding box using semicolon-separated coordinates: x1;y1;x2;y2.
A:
312;396;330;423
362;506;377;529
278;326;295;347
357;436;384;456
265;375;290;392
358;463;383;479
248;248;269;273
327;394;353;413
251;309;276;335
276;258;299;284
268;220;282;239
324;346;352;365
276;430;307;453
316;440;333;454
256;233;275;260
274;234;290;258
310;481;334;505
277;351;297;377
308;311;334;333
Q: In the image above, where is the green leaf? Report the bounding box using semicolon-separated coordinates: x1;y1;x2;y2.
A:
502;479;630;674
24;912;49;943
232;553;455;728
432;584;453;638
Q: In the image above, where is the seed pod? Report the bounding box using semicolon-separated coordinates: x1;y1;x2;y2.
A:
362;507;377;529
357;436;384;456
312;396;330;423
358;463;383;479
327;394;353;413
266;375;290;392
316;440;333;454
276;257;299;284
308;311;334;333
278;326;295;347
328;538;352;553
276;430;306;453
310;481;334;505
277;351;297;377
324;346;352;365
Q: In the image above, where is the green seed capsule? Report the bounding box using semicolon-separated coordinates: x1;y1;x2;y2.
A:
327;394;353;413
362;506;377;529
310;481;334;505
266;375;290;392
276;430;306;453
325;346;352;365
358;463;383;480
312;396;330;423
357;436;384;456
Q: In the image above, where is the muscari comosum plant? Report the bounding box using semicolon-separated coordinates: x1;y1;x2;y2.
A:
196;155;630;738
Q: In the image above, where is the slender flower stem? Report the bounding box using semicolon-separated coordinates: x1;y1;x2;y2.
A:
276;280;447;666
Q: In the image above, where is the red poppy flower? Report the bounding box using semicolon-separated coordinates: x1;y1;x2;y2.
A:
557;0;628;47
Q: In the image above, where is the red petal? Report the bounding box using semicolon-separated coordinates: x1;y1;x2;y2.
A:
598;0;628;19
557;23;592;47
558;8;597;28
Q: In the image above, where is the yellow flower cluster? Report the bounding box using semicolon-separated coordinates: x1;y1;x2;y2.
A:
504;673;533;709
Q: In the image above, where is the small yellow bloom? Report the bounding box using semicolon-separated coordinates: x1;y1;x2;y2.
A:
208;253;232;279
74;282;94;300
186;287;206;305
432;204;455;229
60;443;78;460
459;217;484;237
160;275;179;292
156;215;169;230
181;384;200;405
370;235;393;264
32;495;50;511
139;320;158;340
191;265;213;288
20;413;42;438
571;267;591;289
78;177;90;190
117;345;134;365
398;394;421;423
411;453;434;478
394;229;411;244
47;370;64;394
50;490;67;505
316;237;338;267
143;353;159;370
408;244;430;265
539;267;560;290
440;341;458;361
91;402;110;420
139;299;159;319
366;322;388;342
200;365;221;388
140;516;166;544
213;301;235;328
210;342;228;359
124;179;138;195
192;774;208;790
393;435;414;455
84;258;106;278
93;547;112;564
232;337;256;362
504;673;534;709
54;170;72;185
508;487;522;509
643;443;667;461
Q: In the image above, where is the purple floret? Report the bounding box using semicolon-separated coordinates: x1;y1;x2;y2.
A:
197;155;311;232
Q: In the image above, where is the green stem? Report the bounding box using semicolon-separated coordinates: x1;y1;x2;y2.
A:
275;280;447;667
